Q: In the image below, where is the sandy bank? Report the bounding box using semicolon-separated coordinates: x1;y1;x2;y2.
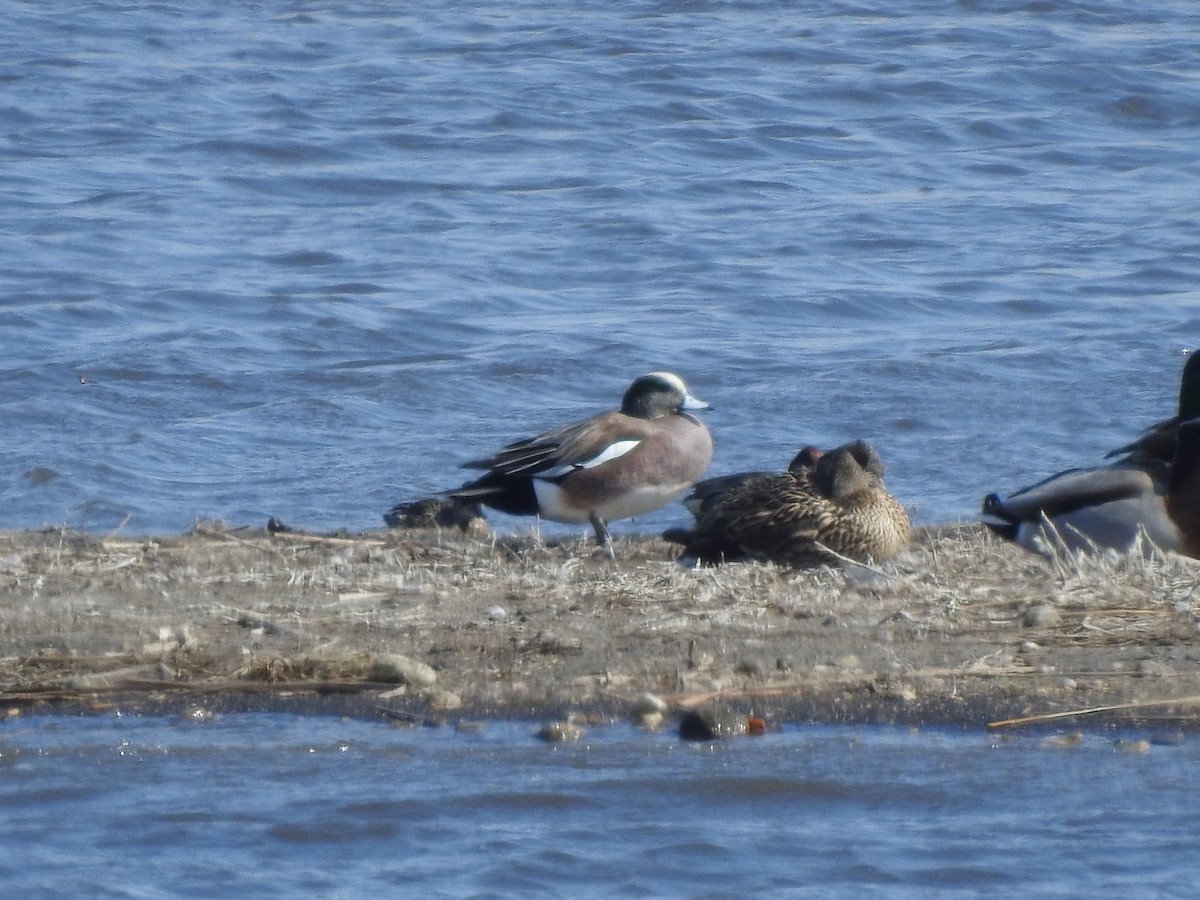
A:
1;522;1198;732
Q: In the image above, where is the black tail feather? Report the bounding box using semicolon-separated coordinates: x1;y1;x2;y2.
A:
447;472;540;517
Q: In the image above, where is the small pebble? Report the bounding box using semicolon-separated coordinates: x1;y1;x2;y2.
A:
1114;739;1151;754
890;684;918;703
486;606;507;623
1137;659;1175;678
1150;732;1186;747
734;657;771;678
1040;732;1084;750
631;692;667;716
534;632;583;654
537;721;584;743
1022;605;1061;628
842;565;890;590
630;692;668;730
679;706;749;741
423;688;462;711
636;711;665;731
370;654;437;687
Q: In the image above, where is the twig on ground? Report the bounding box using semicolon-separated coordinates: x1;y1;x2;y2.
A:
987;694;1200;729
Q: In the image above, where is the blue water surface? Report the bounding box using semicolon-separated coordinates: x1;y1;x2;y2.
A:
3;6;1200;892
0;714;1194;898
2;0;1199;536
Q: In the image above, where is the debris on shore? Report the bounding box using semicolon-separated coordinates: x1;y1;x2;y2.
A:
1;521;1198;731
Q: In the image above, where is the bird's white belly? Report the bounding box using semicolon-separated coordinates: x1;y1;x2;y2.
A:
533;480;690;524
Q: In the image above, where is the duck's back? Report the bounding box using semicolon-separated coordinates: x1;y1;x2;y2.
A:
680;468;908;567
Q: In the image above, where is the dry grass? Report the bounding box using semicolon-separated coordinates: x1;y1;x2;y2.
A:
1;521;1198;728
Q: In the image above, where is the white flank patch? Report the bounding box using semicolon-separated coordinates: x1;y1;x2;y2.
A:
532;479;690;524
594;482;692;521
532;481;590;523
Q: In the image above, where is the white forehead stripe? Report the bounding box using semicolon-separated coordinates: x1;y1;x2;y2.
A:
646;371;688;393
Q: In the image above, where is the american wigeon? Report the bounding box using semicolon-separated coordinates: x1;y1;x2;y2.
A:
447;371;713;555
982;352;1200;557
678;446;823;519
665;440;911;567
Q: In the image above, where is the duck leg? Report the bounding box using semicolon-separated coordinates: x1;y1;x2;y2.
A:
589;512;615;559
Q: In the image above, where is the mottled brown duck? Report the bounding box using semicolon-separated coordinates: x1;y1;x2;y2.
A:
665;440;911;567
679;445;824;519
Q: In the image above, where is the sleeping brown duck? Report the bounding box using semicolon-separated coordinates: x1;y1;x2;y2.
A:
665;440;911;567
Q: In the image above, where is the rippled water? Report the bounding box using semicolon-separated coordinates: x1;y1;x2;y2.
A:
3;0;1199;537
4;4;1200;893
0;714;1195;898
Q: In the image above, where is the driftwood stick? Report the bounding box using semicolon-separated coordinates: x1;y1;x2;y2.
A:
268;531;386;547
814;542;891;579
0;679;381;704
987;694;1200;729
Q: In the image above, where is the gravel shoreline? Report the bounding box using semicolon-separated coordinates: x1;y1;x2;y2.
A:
2;522;1199;732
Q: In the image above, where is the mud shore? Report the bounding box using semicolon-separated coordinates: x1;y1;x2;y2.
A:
2;522;1199;731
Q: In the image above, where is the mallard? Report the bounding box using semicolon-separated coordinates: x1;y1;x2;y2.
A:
982;351;1200;556
665;440;911;567
1103;352;1200;470
679;446;823;519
